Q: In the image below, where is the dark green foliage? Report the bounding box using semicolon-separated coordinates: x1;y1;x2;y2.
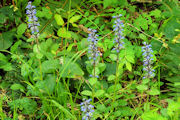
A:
0;0;180;119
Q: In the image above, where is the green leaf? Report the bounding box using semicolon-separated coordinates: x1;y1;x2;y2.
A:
10;84;25;92
126;55;135;63
0;30;14;50
41;60;59;73
89;78;97;86
0;53;12;71
60;57;84;78
54;14;64;26
126;62;132;72
69;15;81;23
57;28;71;38
17;23;27;36
107;84;122;93
148;88;160;95
21;63;31;77
33;0;41;6
8;98;37;115
150;9;161;18
95;90;105;97
109;54;117;61
136;84;148;91
81;90;92;96
108;75;116;81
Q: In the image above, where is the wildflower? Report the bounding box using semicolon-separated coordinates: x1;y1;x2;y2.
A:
80;99;94;120
26;1;40;36
142;42;155;79
87;28;99;65
112;14;125;53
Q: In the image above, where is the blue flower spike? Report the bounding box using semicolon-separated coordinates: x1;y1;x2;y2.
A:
87;28;99;65
80;98;94;120
112;14;125;53
142;42;155;79
26;1;40;36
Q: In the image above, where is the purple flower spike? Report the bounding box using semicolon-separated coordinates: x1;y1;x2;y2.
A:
80;99;94;120
26;1;40;36
142;42;155;79
88;29;99;65
112;14;125;52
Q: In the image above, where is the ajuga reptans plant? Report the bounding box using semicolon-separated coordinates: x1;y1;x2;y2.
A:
87;28;99;78
26;1;40;38
80;99;94;120
112;14;125;53
142;42;155;79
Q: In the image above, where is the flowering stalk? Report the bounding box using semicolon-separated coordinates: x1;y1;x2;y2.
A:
142;42;155;79
112;14;125;53
111;15;125;110
80;99;94;120
87;29;99;78
26;1;40;37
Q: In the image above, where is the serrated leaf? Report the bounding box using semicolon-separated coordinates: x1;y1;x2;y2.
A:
54;14;64;26
57;28;71;38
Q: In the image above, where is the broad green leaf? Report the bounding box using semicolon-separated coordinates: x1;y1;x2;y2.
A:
69;15;81;23
108;75;116;81
33;0;41;6
107;84;122;93
57;28;71;38
89;78;97;86
97;63;106;73
126;55;135;63
109;54;117;61
41;59;59;73
0;31;14;50
60;57;84;78
81;90;92;96
126;62;132;71
0;53;12;71
95;90;105;97
136;84;148;91
54;14;64;26
21;63;31;77
10;84;25;92
17;23;27;36
150;9;161;18
148;88;160;95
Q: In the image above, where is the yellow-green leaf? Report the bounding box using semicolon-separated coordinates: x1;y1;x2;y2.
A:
54;14;64;26
126;62;132;72
69;15;81;23
57;28;71;38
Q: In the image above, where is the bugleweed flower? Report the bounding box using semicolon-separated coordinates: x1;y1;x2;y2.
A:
142;42;155;79
26;1;40;36
112;14;125;53
87;29;99;78
87;29;99;64
80;99;94;120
